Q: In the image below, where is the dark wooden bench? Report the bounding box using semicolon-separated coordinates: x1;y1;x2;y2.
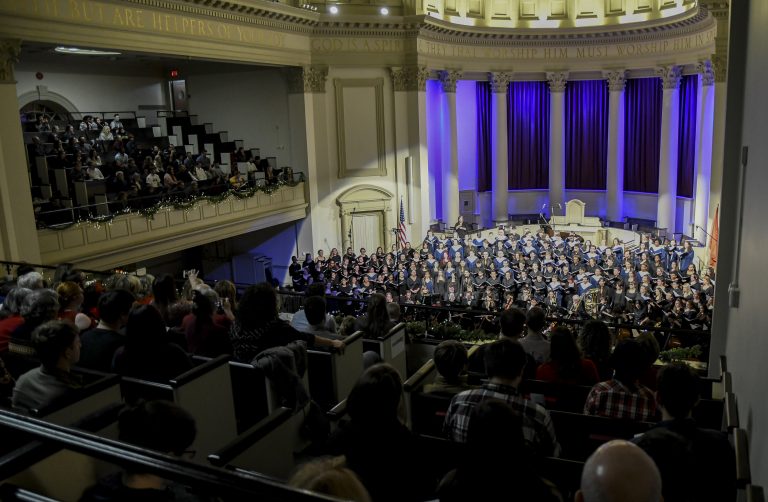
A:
306;330;365;411
549;410;654;461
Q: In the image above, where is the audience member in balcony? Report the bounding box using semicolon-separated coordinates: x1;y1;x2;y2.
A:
327;363;434;502
85;162;105;181
87;149;103;167
193;163;208;181
70;162;86;183
79;115;92;131
52;149;70;170
163;166;184;192
98;125;114;143
10;289;60;355
62;124;77;142
78;289;135;373
290;456;372;502
35;115;51;132
113;147;129;166
520;306;550;367
109;114;123;131
113;304;192;381
438;399;563;502
444;338;560;457
56;281;94;332
80;400;202;501
578;320;614;382
145;168;161;190
536;326;599;390
196;150;211;169
182;288;233;357
230;283;344;363
424;340;474;395
584;339;656;422
208;162;226;185
176;164;195;184
0;288;32;353
12;320;82;413
228;167;247;190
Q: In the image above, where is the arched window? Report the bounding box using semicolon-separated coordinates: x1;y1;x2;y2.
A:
19;100;72;132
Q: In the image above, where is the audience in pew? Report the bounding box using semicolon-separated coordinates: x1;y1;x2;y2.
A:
467;306;527;374
80;399;208;502
634;362;736;502
181;287;233;357
56;281;94;332
423;340;475;396
0;288;32;353
535;326;599;386
290;456;372;502
291;283;337;334
10;289;60;354
353;293;396;339
584;339;656;421
78;289;135;373
577;320;614;382
520;306;551;366
12;320;82;413
576;440;662;502
438;399;564;502
444;338;560;457
326;363;434;502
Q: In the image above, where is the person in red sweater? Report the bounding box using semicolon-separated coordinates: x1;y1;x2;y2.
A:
0;288;33;353
536;326;599;386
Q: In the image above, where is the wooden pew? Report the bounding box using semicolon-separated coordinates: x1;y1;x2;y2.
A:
692;397;725;431
724;391;739;432
228;361;270;434
306;330;365;411
119;355;237;463
362;322;407;378
744;485;766;502
733;428;751;489
519;379;593;413
549;410;654;461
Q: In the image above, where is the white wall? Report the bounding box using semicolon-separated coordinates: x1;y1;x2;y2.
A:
186;68;294;167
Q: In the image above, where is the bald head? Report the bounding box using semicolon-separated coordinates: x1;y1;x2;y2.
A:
576;440;662;502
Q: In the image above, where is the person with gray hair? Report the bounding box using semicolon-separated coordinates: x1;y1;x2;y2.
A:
576;440;662;502
0;288;33;352
10;289;60;354
17;271;44;290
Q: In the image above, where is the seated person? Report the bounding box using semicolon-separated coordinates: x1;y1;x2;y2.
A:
12;320;82;413
444;338;560;458
78;289;135;372
520;306;550;366
536;326;599;386
584;339;656;421
290;456;372;502
438;400;563;502
291;283;336;333
80;400;205;501
576;440;662;502
467;307;526;374
354;293;395;339
423;340;475;395
296;296;340;340
634;363;736;502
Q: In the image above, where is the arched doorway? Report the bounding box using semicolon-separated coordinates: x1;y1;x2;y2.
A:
19;100;72;131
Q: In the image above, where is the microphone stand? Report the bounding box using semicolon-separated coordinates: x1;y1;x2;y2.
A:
695;225;718;243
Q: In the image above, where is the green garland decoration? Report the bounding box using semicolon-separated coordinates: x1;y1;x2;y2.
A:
36;174;305;231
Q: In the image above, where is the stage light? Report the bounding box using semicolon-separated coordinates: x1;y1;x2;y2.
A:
380;6;389;15
329;5;339;14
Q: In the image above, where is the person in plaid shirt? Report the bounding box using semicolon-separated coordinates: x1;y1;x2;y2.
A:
443;338;560;458
584;339;657;421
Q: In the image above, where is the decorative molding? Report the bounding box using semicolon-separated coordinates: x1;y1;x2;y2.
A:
17;85;79;113
415;66;431;92
285;67;304;94
711;55;727;83
390;66;429;92
656;65;682;89
604;70;627;92
696;59;716;86
302;66;328;93
488;71;513;93
334;78;386;178
0;39;21;83
438;70;462;93
546;72;568;92
336;184;395;252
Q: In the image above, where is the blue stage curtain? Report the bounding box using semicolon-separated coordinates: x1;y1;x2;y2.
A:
677;74;698;198
508;81;550;189
476;81;492;192
624;78;662;193
565;80;609;189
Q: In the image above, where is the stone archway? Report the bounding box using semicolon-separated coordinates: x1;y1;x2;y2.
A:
17;85;79;116
336;184;395;253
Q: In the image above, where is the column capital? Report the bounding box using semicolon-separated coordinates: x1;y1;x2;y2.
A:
696;59;716;87
546;72;568;93
656;65;682;90
488;71;513;93
0;39;21;84
294;65;328;93
438;69;461;93
604;70;627;92
391;66;429;92
711;55;727;83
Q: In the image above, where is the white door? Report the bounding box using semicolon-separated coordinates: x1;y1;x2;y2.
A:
352;213;382;252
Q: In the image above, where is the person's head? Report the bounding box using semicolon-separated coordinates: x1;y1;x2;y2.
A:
484;338;527;382
151;273;177;305
21;289;60;324
0;287;32;318
125;304;167;348
18;271;44;290
576;440;662;502
465;399;527;468
347;363;403;426
237;283;278;328
304;296;327;327
213;280;236;308
526;306;546;333
579;320;612;364
118;400;196;457
290;456;371;502
499;307;526;339
97;289;136;327
548;326;583;375
56;281;84;310
656;362;700;420
386;302;401;322
433;340;468;384
33;320;80;370
191;287;217;321
610;339;650;386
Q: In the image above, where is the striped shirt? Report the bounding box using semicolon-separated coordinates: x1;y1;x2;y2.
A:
584;379;657;422
443;382;561;458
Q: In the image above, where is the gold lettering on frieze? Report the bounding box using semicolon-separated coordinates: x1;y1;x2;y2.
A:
312;38;405;54
0;0;285;48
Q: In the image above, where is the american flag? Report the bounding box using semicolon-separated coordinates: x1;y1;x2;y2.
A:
398;198;408;249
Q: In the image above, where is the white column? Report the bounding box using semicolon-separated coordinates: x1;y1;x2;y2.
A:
694;60;716;243
547;72;567;214
0;40;40;262
439;70;461;226
656;66;682;237
605;71;626;222
490;72;512;225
